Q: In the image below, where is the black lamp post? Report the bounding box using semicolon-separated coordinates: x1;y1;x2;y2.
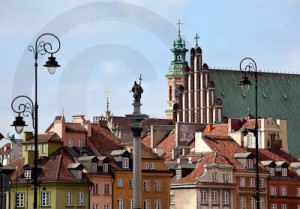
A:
239;57;260;209
11;33;61;209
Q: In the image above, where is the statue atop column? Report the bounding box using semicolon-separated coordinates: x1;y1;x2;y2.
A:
130;75;143;103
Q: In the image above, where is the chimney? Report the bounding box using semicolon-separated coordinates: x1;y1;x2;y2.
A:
24;132;33;141
207;124;213;133
72;115;85;124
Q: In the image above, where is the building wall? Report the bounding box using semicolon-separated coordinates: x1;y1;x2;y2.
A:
7;183;90;209
234;172;269;209
113;170;171;209
90;174;113;209
170;188;197;209
268;179;300;209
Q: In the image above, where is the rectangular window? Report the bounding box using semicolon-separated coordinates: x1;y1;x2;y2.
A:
212;191;218;204
117;199;123;209
118;178;123;187
42;144;46;154
143;180;150;192
91;163;97;172
16;192;24;208
129;179;133;188
200;190;207;204
282;168;288;176
223;191;229;204
281;204;287;209
212;172;217;182
66;192;73;206
170;194;175;205
104;183;110;195
77;192;84;206
240;196;246;209
78;138;83;148
260;197;265;209
271;186;277;195
92;203;99;209
176;170;182;179
41;191;50;206
151;162;156;169
250;197;255;209
93;183;99;194
155;200;161;209
297;188;300;196
155;180;161;192
271;204;277;209
281;186;287;196
122;157;129;168
24;170;31;179
246;159;254;169
103;163;108;172
68;138;73;147
129;199;134;209
240;177;245;187
76;170;82;179
259;179;264;188
270;167;275;176
27;145;31;151
145;162;149;169
104;204;110;209
223;173;230;183
249;178;255;187
143;200;150;209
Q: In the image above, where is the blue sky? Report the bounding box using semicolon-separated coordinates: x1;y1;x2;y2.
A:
1;0;300;145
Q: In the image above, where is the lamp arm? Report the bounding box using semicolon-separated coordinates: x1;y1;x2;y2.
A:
28;33;61;58
11;95;35;129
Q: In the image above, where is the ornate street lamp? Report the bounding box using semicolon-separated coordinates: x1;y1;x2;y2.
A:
239;57;260;209
11;33;61;209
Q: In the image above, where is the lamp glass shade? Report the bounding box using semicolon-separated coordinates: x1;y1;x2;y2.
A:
43;56;60;74
15;126;24;134
47;67;57;74
239;76;252;92
11;116;27;134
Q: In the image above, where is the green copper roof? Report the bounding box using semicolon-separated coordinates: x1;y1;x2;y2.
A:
210;69;300;157
166;61;188;77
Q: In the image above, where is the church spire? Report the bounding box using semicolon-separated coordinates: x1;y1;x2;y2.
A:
105;87;111;117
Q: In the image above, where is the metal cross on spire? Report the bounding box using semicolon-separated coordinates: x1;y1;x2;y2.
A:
194;33;200;47
139;74;143;85
177;19;182;35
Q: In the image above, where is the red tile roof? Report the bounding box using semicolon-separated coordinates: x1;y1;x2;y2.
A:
9;148;90;183
65;123;87;133
89;124;122;156
171;152;232;184
22;132;62;144
202;136;249;170
156;131;176;162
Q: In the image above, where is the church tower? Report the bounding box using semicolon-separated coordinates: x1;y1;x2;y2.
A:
165;20;188;120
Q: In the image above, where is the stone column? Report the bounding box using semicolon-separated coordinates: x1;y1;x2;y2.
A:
126;80;148;209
